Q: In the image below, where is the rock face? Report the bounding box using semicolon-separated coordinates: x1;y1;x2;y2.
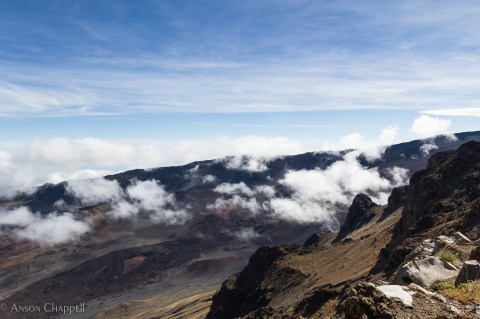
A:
337;282;394;319
392;256;459;288
375;141;480;274
470;246;480;260
303;231;335;247
206;245;306;319
455;260;480;286
336;193;378;240
397;141;480;238
381;185;409;219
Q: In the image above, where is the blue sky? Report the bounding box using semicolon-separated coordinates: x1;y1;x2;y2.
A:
0;0;480;191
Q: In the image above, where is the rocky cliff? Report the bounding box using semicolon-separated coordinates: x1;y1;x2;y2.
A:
376;140;480;273
206;140;480;319
335;193;378;241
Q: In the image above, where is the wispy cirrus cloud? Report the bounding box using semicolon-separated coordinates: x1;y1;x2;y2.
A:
0;1;480;116
421;108;480;117
1;53;480;116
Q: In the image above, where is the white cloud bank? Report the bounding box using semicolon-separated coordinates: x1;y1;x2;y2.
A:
207;195;262;214
0;178;188;246
0;135;304;198
266;152;409;226
0;206;91;246
122;179;189;224
207;152;409;228
66;178;188;225
213;182;255;197
66;178;124;205
0;122;421;199
410;115;452;138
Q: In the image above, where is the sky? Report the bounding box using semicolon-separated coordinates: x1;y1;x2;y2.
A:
1;0;480;193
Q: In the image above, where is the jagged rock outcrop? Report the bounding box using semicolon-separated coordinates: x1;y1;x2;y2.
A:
375;141;480;274
381;185;409;219
336;193;378;240
206;245;307;319
397;141;480;238
303;231;335;247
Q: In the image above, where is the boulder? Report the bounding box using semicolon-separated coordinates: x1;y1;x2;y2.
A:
392;256;459;288
434;235;455;254
376;285;413;307
455;260;480;287
470;246;480;261
338;282;394;319
453;231;473;245
404;239;435;262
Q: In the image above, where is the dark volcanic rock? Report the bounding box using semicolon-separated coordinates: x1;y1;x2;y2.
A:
337;282;394;319
336;194;378;241
398;140;480;237
303;231;334;247
470;246;480;261
374;140;480;274
455;260;480;287
206;245;307;319
381;185;409;220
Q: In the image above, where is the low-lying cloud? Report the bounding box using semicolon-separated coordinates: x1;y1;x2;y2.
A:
0;120;434;199
213;182;255;197
207;195;262;215
67;178;189;225
0;206;91;246
208;151;409;228
120;179;189;224
0;135;304;198
0;177;189;246
266;151;409;226
221;155;269;172
67;178;124;205
232;227;261;241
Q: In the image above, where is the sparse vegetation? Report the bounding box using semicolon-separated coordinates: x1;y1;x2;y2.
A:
435;247;458;263
436;280;480;304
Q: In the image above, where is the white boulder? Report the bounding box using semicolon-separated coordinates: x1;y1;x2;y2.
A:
377;285;413;307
